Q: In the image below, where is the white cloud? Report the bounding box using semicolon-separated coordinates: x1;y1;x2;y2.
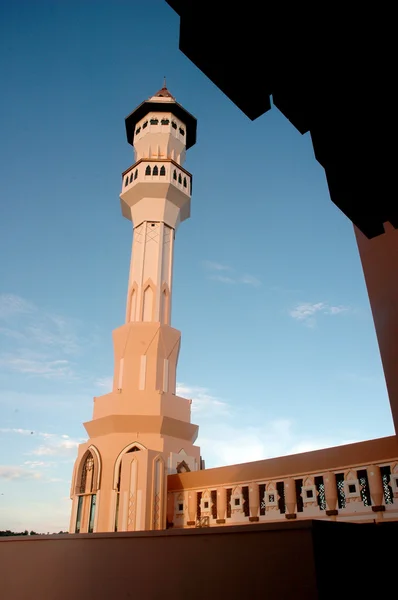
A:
210;274;236;284
31;436;82;457
202;261;232;272
198;418;359;468
203;262;261;287
0;466;42;480
23;461;57;471
0;428;34;436
327;305;349;316
0;294;99;381
289;302;326;321
239;274;261;287
177;382;359;468
289;302;350;326
94;376;113;391
0;294;35;319
0;355;72;379
0;427;83;458
176;383;229;416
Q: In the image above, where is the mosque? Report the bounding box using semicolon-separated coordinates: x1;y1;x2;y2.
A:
69;85;398;534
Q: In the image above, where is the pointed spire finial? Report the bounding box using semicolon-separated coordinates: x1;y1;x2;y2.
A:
163;76;167;89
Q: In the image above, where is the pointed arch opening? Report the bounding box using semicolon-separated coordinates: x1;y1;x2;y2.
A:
152;455;165;530
128;285;138;322
145;165;151;176
113;442;147;490
160;165;166;176
160;286;169;325
142;282;154;322
112;442;147;532
153;165;159;176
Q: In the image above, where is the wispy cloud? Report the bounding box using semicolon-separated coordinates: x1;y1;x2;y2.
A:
177;382;359;468
0;355;73;379
202;261;232;272
0;428;34;436
239;274;261;287
176;383;229;416
0;293;98;380
0;428;57;438
94;376;113;391
198;417;359;468
0;427;84;457
30;434;83;457
210;274;237;284
0;294;35;319
24;460;54;469
289;301;349;326
0;466;42;480
203;262;261;287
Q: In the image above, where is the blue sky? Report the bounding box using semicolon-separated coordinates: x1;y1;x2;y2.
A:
0;0;394;532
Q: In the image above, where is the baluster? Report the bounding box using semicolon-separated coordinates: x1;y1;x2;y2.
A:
249;482;259;522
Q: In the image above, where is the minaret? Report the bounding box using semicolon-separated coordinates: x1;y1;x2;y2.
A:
69;84;200;534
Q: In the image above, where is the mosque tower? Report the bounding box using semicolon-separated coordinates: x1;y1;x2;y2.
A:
69;83;201;533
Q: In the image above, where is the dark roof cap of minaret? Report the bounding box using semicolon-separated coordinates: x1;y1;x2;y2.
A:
125;81;197;149
153;77;175;99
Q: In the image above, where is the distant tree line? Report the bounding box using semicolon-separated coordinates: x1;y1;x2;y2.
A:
0;530;68;536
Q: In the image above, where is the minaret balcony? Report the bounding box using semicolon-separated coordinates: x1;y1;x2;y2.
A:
121;158;191;196
120;159;192;226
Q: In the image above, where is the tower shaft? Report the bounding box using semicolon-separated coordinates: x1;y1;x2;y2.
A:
69;85;200;534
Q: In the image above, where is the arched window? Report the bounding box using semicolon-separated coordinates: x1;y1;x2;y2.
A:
183;177;187;188
178;173;182;184
179;128;185;136
129;173;133;183
171;121;177;130
161;119;169;125
150;118;159;125
153;165;159;176
135;127;141;135
145;165;151;176
173;169;177;180
160;165;166;176
79;453;94;494
124;177;129;186
142;121;148;129
134;169;138;179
